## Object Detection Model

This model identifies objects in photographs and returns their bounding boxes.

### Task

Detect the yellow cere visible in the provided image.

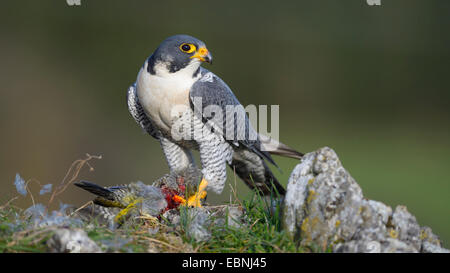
[197,47,208,57]
[190,47,209,62]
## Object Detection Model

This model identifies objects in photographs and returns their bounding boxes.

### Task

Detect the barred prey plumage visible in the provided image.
[74,167,204,225]
[74,180,167,217]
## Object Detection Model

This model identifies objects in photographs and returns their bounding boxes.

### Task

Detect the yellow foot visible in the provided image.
[187,178,208,207]
[173,178,208,208]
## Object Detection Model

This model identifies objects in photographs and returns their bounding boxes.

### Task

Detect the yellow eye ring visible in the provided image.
[179,43,196,54]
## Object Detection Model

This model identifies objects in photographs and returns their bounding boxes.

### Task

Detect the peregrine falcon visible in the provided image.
[127,35,302,205]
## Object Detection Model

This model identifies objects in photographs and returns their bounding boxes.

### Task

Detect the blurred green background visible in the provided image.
[0,0,449,247]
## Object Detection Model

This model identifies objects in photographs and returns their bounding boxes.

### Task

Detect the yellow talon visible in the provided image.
[185,178,208,208]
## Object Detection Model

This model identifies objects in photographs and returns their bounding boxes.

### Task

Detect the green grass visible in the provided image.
[181,192,305,253]
[0,207,50,253]
[0,190,310,253]
[196,198,299,253]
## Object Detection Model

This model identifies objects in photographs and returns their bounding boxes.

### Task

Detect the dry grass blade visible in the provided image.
[70,200,94,217]
[144,237,181,251]
[249,219,260,229]
[229,165,243,207]
[0,196,19,210]
[11,226,55,247]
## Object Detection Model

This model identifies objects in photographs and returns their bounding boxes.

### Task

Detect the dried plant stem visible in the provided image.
[24,178,43,208]
[70,200,94,217]
[228,165,243,208]
[47,153,101,207]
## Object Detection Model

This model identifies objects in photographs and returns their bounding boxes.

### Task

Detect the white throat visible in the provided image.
[136,60,202,133]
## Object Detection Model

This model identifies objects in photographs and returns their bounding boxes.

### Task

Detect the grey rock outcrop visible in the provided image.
[282,147,448,253]
[47,228,102,253]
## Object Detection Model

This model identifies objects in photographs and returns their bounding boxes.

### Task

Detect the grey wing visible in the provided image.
[189,68,277,166]
[127,83,160,139]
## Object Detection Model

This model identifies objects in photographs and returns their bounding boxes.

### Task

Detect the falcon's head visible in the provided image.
[147,34,212,76]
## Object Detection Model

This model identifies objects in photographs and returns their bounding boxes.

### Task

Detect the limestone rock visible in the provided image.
[186,208,212,242]
[47,228,102,253]
[282,147,448,253]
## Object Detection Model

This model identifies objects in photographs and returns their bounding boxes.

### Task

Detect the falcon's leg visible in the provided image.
[160,136,209,207]
[196,131,233,196]
[160,137,195,173]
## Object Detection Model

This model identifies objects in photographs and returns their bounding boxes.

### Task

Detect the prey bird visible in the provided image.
[127,35,302,206]
[74,167,204,224]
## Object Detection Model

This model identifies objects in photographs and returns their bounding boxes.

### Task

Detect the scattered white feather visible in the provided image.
[14,173,27,196]
[39,184,52,195]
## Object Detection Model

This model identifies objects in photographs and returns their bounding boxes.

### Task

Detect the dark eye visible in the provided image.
[179,43,196,53]
[182,44,191,51]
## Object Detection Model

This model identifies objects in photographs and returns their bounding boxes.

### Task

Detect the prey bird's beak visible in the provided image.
[191,47,213,64]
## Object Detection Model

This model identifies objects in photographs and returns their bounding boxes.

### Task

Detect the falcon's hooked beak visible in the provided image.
[191,47,213,64]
